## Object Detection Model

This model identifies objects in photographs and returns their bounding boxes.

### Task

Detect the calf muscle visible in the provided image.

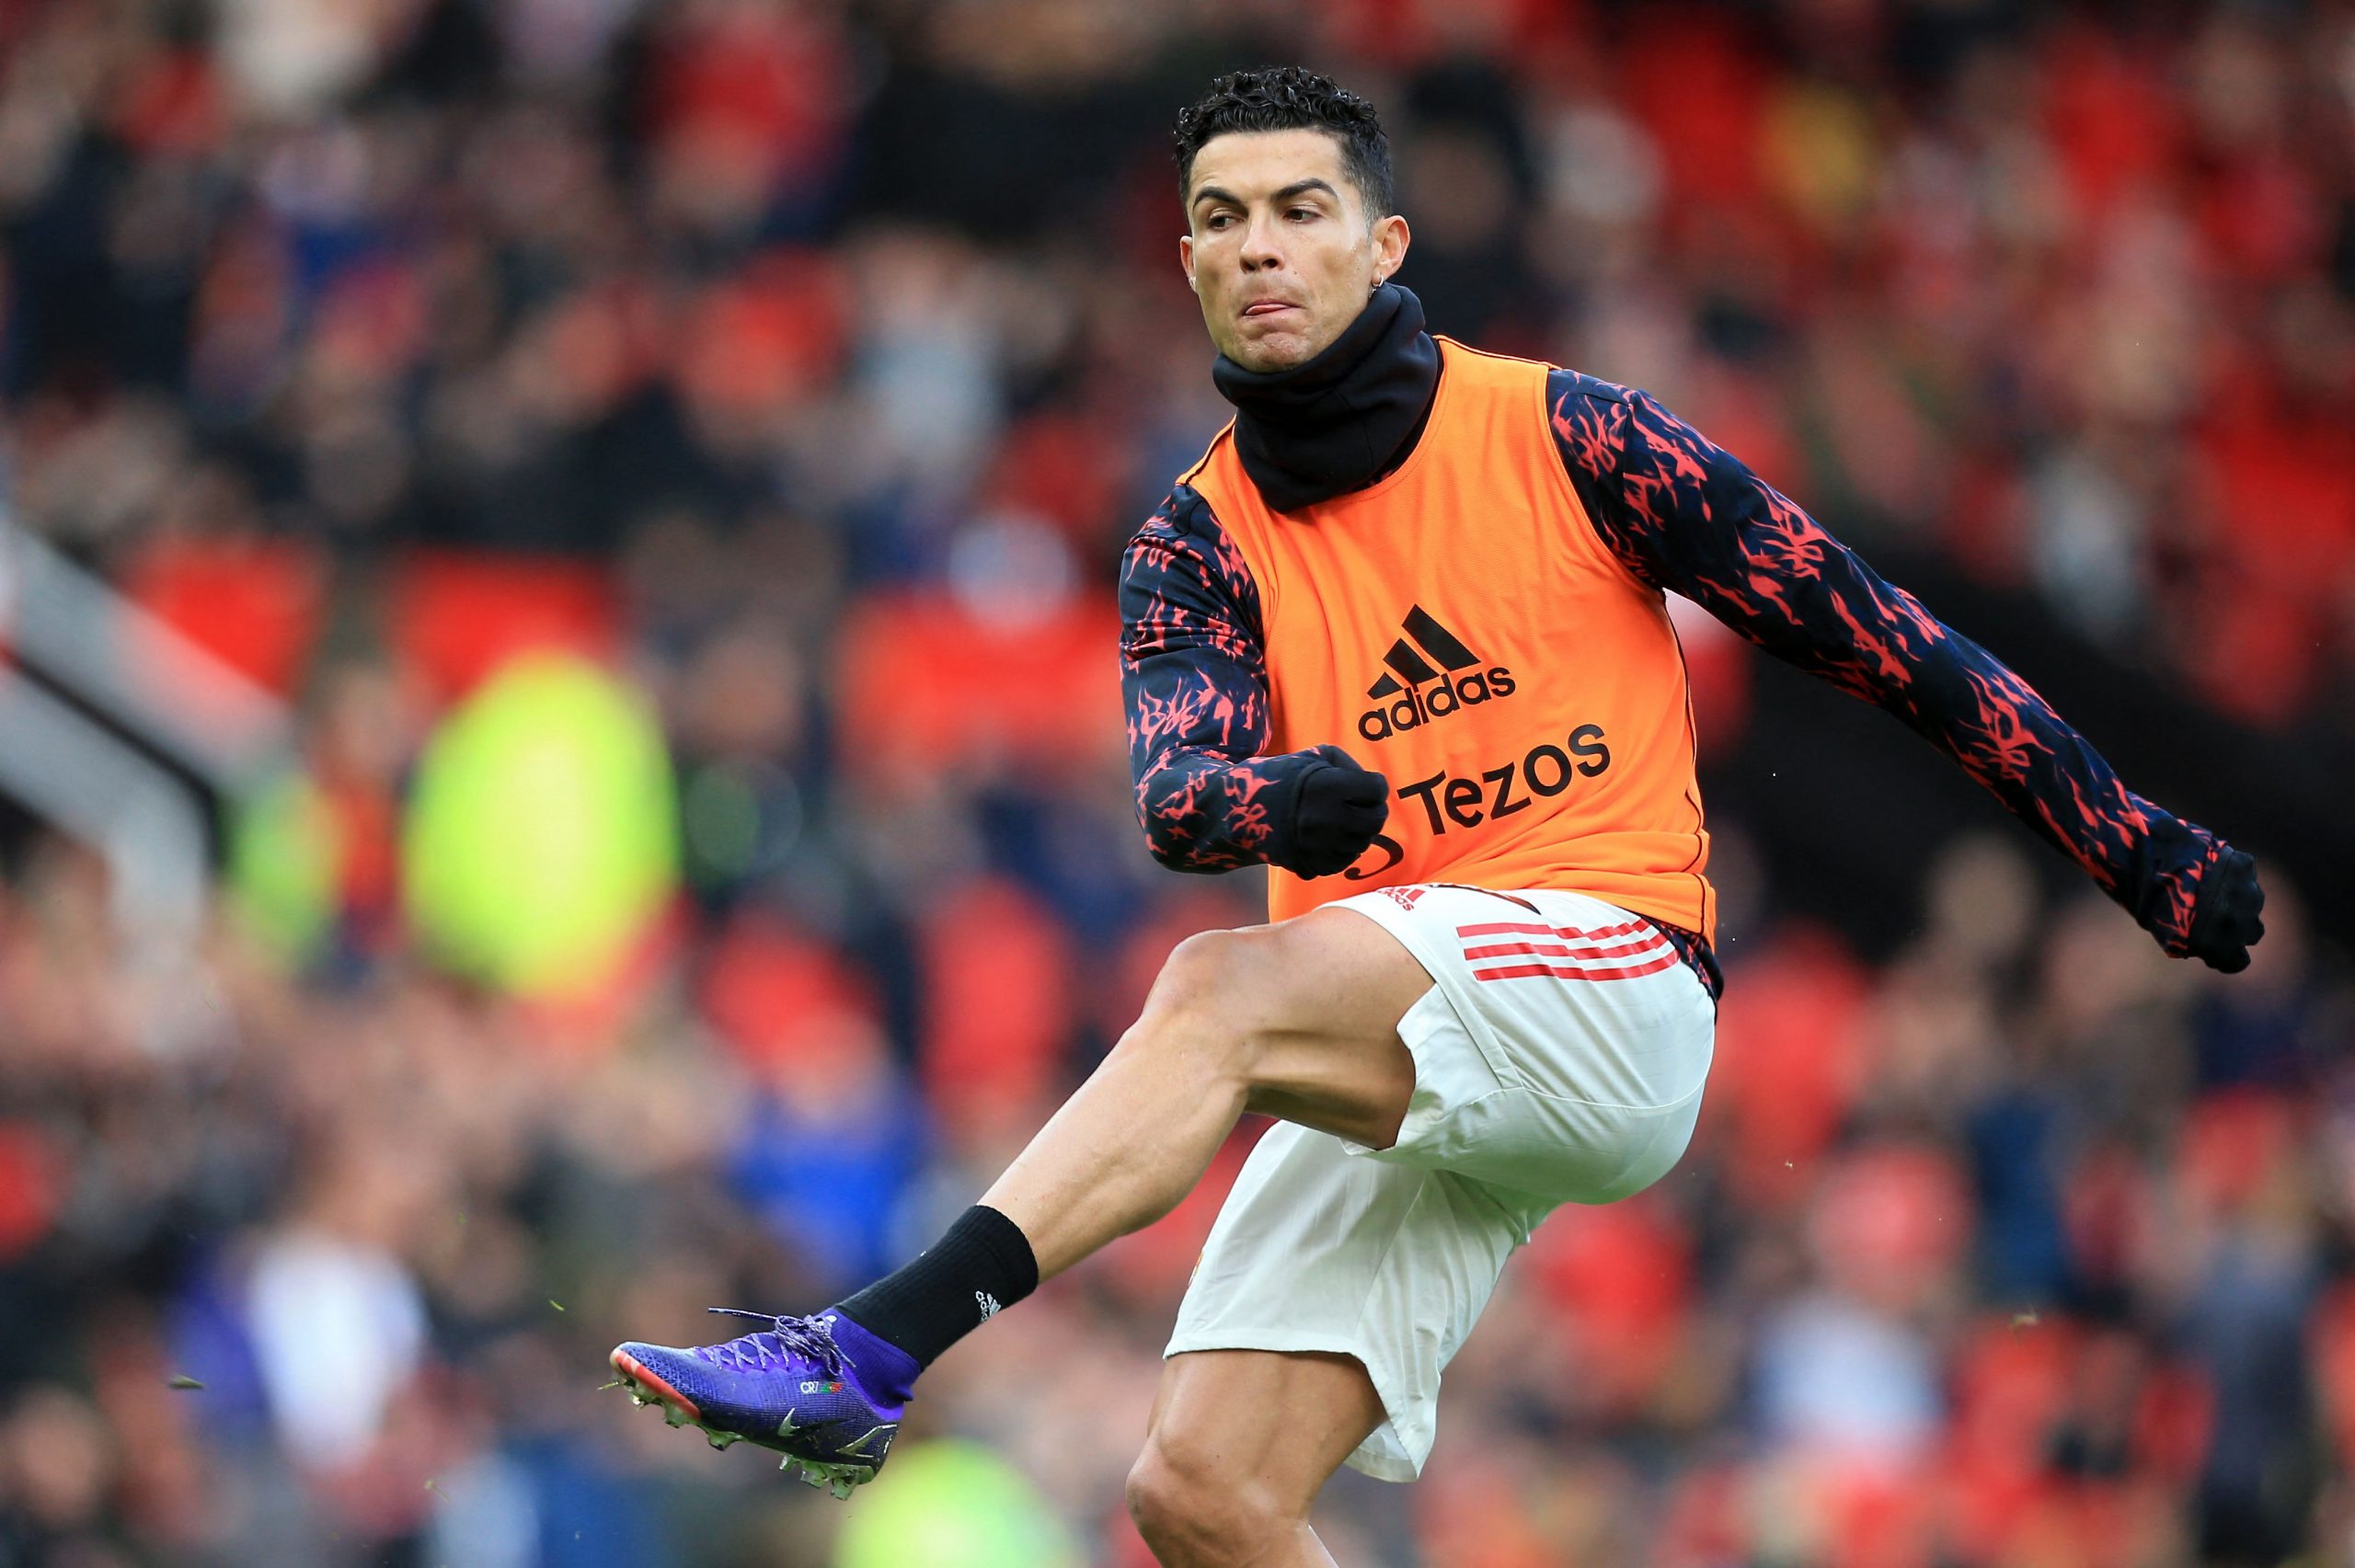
[1131,1349,1386,1567]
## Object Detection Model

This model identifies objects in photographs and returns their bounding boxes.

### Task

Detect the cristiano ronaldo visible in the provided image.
[609,67,2265,1567]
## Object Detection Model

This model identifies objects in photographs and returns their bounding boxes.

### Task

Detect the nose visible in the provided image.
[1238,210,1284,271]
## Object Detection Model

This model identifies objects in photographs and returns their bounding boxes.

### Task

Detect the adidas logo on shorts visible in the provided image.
[1359,606,1516,743]
[975,1290,1001,1320]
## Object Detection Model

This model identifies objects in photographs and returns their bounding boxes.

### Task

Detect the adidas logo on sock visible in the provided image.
[1359,605,1516,743]
[975,1290,1001,1320]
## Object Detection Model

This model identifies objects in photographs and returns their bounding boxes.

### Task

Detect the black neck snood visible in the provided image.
[1211,282,1442,513]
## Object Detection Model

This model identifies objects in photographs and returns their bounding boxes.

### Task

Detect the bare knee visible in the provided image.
[1126,1430,1297,1567]
[1151,928,1264,1018]
[1128,928,1271,1063]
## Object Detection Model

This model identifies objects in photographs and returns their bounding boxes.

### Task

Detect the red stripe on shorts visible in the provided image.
[1461,935,1668,962]
[1470,951,1683,983]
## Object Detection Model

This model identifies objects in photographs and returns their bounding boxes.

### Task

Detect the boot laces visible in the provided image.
[696,1309,847,1377]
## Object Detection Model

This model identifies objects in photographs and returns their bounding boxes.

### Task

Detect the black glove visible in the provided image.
[2185,847,2265,973]
[1271,744,1389,877]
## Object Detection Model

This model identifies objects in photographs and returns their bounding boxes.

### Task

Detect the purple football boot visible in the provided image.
[610,1309,911,1496]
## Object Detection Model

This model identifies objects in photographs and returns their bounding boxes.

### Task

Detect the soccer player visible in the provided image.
[610,67,2265,1562]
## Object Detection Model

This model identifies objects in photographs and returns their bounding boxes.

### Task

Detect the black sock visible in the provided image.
[834,1205,1039,1367]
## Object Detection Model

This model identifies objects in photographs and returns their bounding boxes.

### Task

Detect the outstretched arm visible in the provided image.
[1546,370,2263,969]
[1120,486,1386,876]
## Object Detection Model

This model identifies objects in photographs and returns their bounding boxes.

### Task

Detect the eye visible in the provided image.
[1287,207,1316,221]
[1205,213,1233,230]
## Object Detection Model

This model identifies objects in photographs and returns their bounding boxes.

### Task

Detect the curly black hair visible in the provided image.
[1172,67,1394,221]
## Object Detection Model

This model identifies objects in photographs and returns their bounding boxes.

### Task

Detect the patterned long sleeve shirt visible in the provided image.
[1119,371,2222,956]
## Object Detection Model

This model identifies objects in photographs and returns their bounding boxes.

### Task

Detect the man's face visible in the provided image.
[1181,128,1410,372]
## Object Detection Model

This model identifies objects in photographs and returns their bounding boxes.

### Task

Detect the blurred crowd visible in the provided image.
[2,0,2352,1564]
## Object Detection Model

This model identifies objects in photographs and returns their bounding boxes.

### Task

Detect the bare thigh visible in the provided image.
[1144,1347,1389,1514]
[982,904,1433,1283]
[1189,905,1433,1150]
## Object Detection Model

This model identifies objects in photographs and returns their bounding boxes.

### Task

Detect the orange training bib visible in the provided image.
[1182,339,1715,940]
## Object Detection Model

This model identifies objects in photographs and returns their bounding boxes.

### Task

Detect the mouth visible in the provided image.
[1241,300,1298,319]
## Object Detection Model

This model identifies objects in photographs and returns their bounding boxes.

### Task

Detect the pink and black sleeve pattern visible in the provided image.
[1120,486,1315,872]
[1545,369,2222,956]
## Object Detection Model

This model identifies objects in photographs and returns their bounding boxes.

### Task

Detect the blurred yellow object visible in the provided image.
[833,1439,1080,1568]
[402,653,677,999]
[227,769,342,967]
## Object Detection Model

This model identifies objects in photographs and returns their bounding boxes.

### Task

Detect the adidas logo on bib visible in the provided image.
[1359,605,1516,742]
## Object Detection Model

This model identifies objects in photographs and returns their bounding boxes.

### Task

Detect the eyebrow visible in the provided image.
[1190,177,1343,212]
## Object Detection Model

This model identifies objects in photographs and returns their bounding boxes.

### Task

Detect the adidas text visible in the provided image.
[1358,665,1517,742]
[1358,605,1516,742]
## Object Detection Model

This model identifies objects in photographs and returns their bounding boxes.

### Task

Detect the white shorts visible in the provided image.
[1164,885,1717,1482]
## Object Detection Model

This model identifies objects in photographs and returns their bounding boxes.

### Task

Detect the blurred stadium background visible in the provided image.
[1,0,2351,1563]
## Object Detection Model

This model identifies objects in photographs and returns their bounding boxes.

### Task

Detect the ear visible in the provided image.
[1370,213,1410,288]
[1178,232,1197,292]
